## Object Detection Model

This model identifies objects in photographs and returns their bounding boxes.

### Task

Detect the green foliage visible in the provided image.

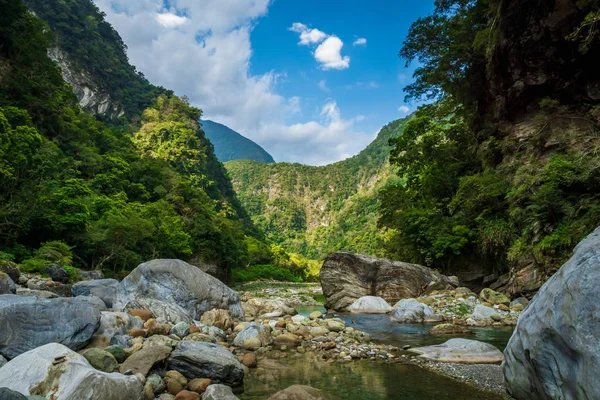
[567,10,600,54]
[231,264,302,283]
[226,118,408,260]
[0,1,256,278]
[20,257,51,274]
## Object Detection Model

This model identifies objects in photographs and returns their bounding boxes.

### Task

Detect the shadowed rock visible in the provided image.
[503,226,600,400]
[320,252,455,311]
[0,295,100,359]
[72,279,119,308]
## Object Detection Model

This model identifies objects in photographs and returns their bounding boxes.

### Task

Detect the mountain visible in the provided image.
[0,0,254,277]
[201,120,275,164]
[225,118,407,260]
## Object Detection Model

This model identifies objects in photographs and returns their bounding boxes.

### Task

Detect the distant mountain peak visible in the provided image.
[201,119,275,164]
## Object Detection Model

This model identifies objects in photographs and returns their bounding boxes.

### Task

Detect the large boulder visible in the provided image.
[347,296,392,314]
[479,288,510,305]
[0,343,144,399]
[0,260,19,283]
[120,345,172,375]
[0,272,15,294]
[202,384,239,400]
[0,295,100,359]
[320,252,455,311]
[233,322,272,350]
[268,385,329,400]
[242,298,296,319]
[390,299,443,323]
[72,279,119,308]
[46,264,70,283]
[503,227,600,400]
[409,338,504,364]
[88,311,143,348]
[167,341,245,387]
[114,259,243,323]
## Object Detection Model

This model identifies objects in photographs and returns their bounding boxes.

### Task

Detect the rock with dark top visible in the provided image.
[320,252,455,311]
[0,388,27,400]
[115,259,243,323]
[0,260,20,283]
[0,273,15,295]
[78,270,105,280]
[0,295,100,359]
[503,227,600,400]
[167,341,244,387]
[46,264,70,283]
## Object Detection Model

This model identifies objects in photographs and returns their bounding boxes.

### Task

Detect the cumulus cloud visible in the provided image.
[315,36,350,70]
[288,22,327,45]
[156,12,187,28]
[353,37,367,46]
[92,0,366,164]
[398,105,411,114]
[289,22,350,70]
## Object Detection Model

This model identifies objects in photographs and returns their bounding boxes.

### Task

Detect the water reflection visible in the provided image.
[241,353,505,400]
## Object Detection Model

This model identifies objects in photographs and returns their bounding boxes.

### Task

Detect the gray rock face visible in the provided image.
[202,384,239,400]
[89,311,143,348]
[167,341,245,386]
[0,343,144,399]
[503,227,600,400]
[72,279,119,308]
[115,259,243,323]
[26,278,71,297]
[0,295,100,359]
[0,273,15,295]
[409,338,504,364]
[78,270,105,280]
[347,296,392,314]
[321,252,455,311]
[242,298,296,319]
[15,288,58,299]
[470,305,499,323]
[390,299,443,323]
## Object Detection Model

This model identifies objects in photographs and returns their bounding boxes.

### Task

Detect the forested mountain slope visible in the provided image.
[226,118,407,260]
[379,0,600,295]
[0,0,254,277]
[201,120,275,164]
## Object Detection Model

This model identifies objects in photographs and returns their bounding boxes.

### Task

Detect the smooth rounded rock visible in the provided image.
[390,299,443,323]
[72,279,119,308]
[80,348,119,373]
[201,384,239,400]
[232,322,272,350]
[408,338,504,364]
[347,296,393,313]
[267,385,329,400]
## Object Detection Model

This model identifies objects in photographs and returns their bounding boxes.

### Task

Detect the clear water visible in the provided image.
[240,305,513,399]
[240,353,506,400]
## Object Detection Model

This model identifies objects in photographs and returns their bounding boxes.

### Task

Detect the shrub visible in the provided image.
[20,257,51,274]
[231,264,302,283]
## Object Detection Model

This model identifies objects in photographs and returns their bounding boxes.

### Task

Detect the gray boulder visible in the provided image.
[268,385,329,400]
[409,338,504,364]
[0,388,27,399]
[242,298,297,319]
[503,227,600,400]
[26,278,71,297]
[167,341,245,386]
[72,279,119,308]
[390,299,443,323]
[114,259,243,323]
[78,270,105,280]
[347,296,392,314]
[0,273,15,295]
[0,295,100,359]
[0,355,6,368]
[0,343,144,399]
[0,261,20,283]
[46,264,70,283]
[202,384,239,400]
[233,322,272,350]
[79,295,108,311]
[321,252,455,311]
[15,288,58,299]
[89,311,143,348]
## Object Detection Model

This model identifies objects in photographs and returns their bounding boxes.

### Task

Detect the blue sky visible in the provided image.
[93,0,434,165]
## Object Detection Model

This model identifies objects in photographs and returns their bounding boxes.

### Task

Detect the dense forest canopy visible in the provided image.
[379,0,600,292]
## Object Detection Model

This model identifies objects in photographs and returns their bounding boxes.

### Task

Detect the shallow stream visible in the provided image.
[240,305,513,399]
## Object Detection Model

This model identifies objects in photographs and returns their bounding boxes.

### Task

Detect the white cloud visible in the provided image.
[318,80,329,92]
[315,36,350,70]
[288,23,327,45]
[156,12,187,28]
[346,81,379,89]
[398,105,411,114]
[353,37,367,46]
[92,0,366,164]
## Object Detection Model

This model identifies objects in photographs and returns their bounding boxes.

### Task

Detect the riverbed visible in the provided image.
[241,305,513,399]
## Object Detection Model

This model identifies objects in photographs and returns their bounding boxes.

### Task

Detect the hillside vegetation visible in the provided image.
[201,120,275,164]
[226,118,407,260]
[379,0,600,294]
